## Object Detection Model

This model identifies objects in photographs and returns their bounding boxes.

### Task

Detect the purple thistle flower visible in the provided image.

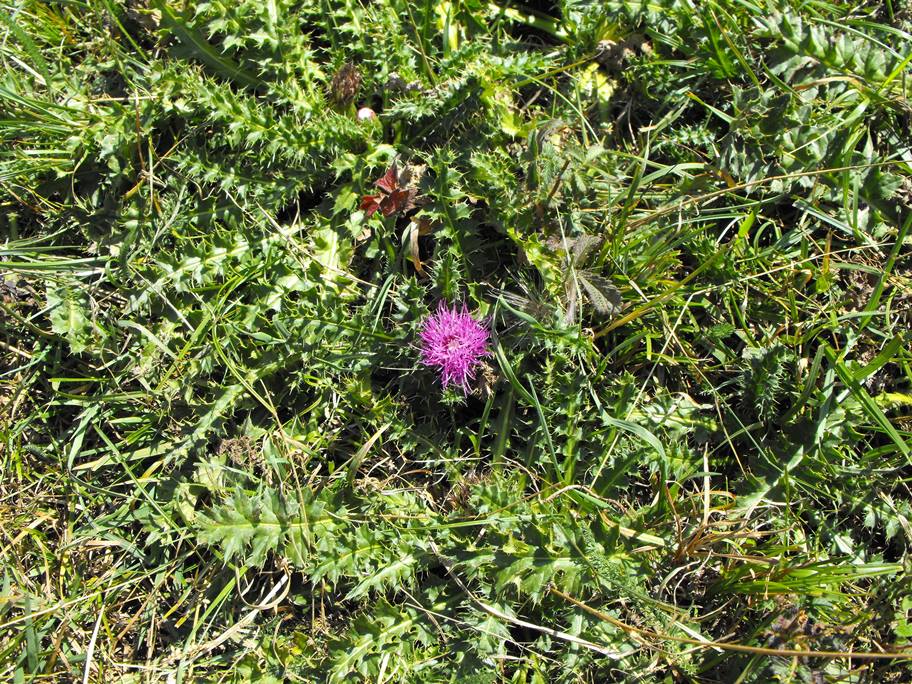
[420,302,491,394]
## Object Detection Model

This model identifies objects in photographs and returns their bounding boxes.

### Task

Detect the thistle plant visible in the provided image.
[2,0,911,682]
[419,302,491,394]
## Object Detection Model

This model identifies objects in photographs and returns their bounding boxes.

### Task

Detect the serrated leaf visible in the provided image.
[197,488,316,566]
[345,553,417,600]
[571,234,602,265]
[577,271,621,317]
[46,280,92,354]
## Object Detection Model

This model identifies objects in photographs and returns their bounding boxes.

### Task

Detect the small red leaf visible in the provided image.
[360,194,382,217]
[374,163,399,194]
[379,188,413,216]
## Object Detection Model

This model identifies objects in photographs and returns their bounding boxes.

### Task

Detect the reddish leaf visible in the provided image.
[360,194,382,217]
[374,163,399,194]
[361,163,419,219]
[377,188,408,216]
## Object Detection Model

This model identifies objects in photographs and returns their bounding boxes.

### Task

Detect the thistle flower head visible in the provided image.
[330,63,361,105]
[420,302,491,394]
